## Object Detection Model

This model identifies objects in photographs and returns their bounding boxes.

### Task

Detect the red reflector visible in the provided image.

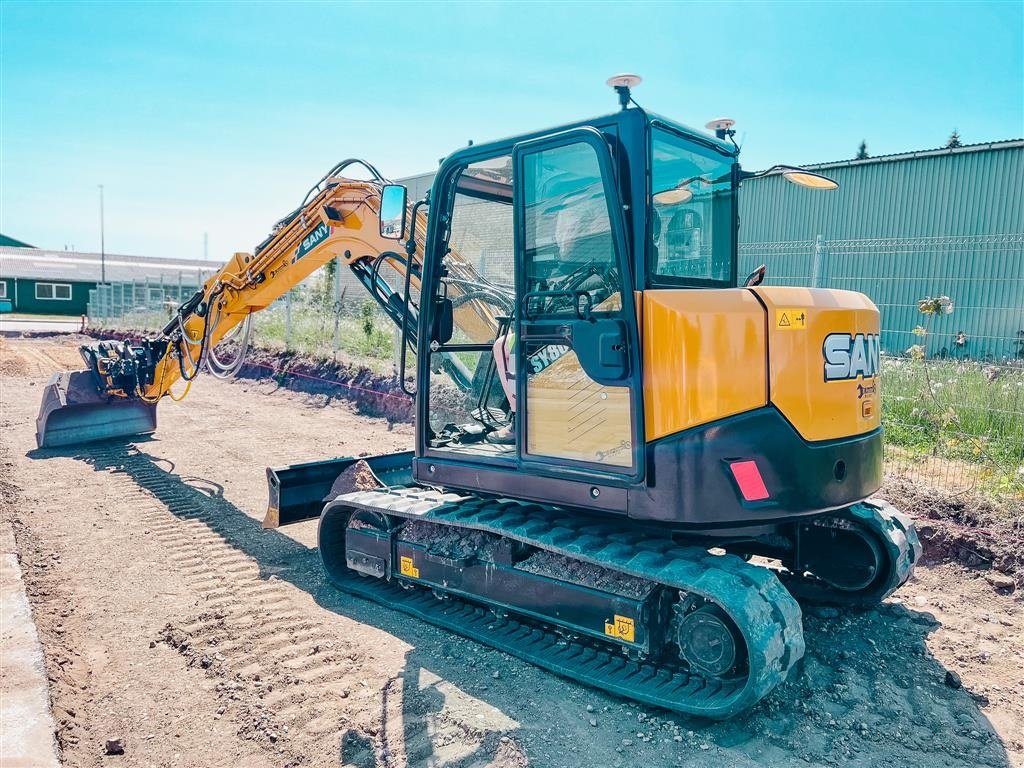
[729,460,770,501]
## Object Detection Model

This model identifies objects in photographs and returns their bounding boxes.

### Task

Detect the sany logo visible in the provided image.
[295,223,330,261]
[823,333,880,381]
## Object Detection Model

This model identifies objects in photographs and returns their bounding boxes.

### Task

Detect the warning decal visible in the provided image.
[776,309,808,330]
[604,614,636,643]
[399,555,420,579]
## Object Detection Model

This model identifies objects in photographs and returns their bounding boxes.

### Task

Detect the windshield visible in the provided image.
[650,126,736,285]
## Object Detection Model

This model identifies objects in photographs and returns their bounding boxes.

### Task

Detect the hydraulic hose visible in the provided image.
[206,311,253,379]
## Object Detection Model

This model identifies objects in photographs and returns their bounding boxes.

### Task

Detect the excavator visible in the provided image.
[35,76,920,719]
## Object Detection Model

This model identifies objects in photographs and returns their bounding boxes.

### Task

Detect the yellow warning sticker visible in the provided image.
[776,308,808,330]
[604,614,636,643]
[399,555,420,579]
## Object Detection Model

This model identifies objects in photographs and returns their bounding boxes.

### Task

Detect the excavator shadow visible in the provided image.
[28,440,1012,768]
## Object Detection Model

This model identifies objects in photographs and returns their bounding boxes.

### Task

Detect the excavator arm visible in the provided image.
[35,160,503,448]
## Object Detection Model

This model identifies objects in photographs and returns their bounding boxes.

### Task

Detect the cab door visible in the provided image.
[513,128,643,478]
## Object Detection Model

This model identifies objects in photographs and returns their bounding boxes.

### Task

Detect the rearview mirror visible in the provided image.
[781,169,839,190]
[379,184,407,239]
[738,165,839,190]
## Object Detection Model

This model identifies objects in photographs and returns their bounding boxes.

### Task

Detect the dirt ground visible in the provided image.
[1,335,1022,768]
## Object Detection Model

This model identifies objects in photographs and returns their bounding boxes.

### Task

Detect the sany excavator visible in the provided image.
[36,76,920,719]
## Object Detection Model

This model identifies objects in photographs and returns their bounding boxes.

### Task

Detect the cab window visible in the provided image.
[650,126,736,285]
[522,141,623,315]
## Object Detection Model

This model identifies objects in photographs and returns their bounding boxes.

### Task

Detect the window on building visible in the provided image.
[35,282,72,300]
[0,281,7,299]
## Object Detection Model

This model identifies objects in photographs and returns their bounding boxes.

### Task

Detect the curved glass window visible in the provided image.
[650,127,736,285]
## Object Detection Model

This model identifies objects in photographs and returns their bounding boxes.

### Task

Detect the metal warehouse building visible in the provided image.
[0,247,222,316]
[397,138,1023,360]
[737,139,1023,359]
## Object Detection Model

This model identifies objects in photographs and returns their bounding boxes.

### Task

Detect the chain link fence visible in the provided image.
[88,266,402,373]
[88,234,1023,499]
[741,232,1024,498]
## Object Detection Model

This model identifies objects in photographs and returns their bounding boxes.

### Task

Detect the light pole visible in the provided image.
[98,184,106,284]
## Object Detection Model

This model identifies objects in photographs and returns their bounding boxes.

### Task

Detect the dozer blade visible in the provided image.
[35,371,158,449]
[264,450,414,528]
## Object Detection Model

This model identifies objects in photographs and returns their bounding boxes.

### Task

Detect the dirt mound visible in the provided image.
[880,478,1023,589]
[0,337,28,376]
[86,329,415,423]
[237,347,413,422]
[329,459,384,496]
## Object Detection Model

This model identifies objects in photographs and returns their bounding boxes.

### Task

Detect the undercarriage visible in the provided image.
[312,485,920,719]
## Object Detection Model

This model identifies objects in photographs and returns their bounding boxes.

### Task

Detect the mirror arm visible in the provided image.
[405,193,429,259]
[398,193,429,398]
[738,165,791,183]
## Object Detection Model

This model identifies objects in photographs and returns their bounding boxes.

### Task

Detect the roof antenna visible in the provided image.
[706,117,740,151]
[606,73,642,111]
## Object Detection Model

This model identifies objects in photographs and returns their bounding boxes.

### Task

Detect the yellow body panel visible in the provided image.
[752,286,881,442]
[642,290,767,441]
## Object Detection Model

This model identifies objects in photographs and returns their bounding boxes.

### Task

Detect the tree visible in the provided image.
[855,140,869,160]
[946,130,962,149]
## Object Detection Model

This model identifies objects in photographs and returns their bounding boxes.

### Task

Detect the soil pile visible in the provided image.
[329,459,384,496]
[880,478,1023,589]
[87,329,415,423]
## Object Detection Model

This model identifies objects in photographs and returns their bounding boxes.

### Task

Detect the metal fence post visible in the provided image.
[333,259,342,353]
[392,324,402,375]
[285,290,293,351]
[811,234,825,288]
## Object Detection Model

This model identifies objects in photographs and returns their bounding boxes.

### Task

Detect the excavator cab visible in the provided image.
[410,107,732,505]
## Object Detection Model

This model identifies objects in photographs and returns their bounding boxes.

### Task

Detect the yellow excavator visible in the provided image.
[36,77,920,719]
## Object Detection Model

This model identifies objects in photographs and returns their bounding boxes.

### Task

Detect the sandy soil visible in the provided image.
[1,336,1021,768]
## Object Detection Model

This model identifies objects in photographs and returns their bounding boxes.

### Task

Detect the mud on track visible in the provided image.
[1,335,1022,768]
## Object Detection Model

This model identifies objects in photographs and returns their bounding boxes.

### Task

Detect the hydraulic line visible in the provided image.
[206,310,253,379]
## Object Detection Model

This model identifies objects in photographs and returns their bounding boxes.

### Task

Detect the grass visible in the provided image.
[97,298,401,374]
[881,356,1024,498]
[252,299,398,371]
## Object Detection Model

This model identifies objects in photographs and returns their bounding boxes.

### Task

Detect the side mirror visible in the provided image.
[431,297,454,345]
[379,184,408,239]
[738,165,839,190]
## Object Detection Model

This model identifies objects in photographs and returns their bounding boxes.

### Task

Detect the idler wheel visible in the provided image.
[673,603,743,678]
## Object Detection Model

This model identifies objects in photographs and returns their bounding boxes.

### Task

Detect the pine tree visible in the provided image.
[855,141,869,160]
[946,130,962,149]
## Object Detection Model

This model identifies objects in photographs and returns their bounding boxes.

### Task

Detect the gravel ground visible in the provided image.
[1,335,1021,768]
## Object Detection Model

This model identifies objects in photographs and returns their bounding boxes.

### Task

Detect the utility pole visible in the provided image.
[98,184,106,284]
[203,231,208,260]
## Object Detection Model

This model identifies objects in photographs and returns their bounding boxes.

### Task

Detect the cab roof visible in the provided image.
[442,106,738,169]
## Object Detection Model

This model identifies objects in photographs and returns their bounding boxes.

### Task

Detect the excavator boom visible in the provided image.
[36,160,495,448]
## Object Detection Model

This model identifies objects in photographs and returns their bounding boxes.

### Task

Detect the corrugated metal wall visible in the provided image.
[738,143,1024,359]
[738,143,1024,241]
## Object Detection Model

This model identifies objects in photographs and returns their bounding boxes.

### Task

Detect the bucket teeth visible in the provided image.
[35,371,157,448]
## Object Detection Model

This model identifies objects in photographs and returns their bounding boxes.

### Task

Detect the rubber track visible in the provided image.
[780,499,923,606]
[326,490,805,719]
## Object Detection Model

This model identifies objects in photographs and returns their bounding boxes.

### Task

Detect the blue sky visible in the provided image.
[2,1,1021,261]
